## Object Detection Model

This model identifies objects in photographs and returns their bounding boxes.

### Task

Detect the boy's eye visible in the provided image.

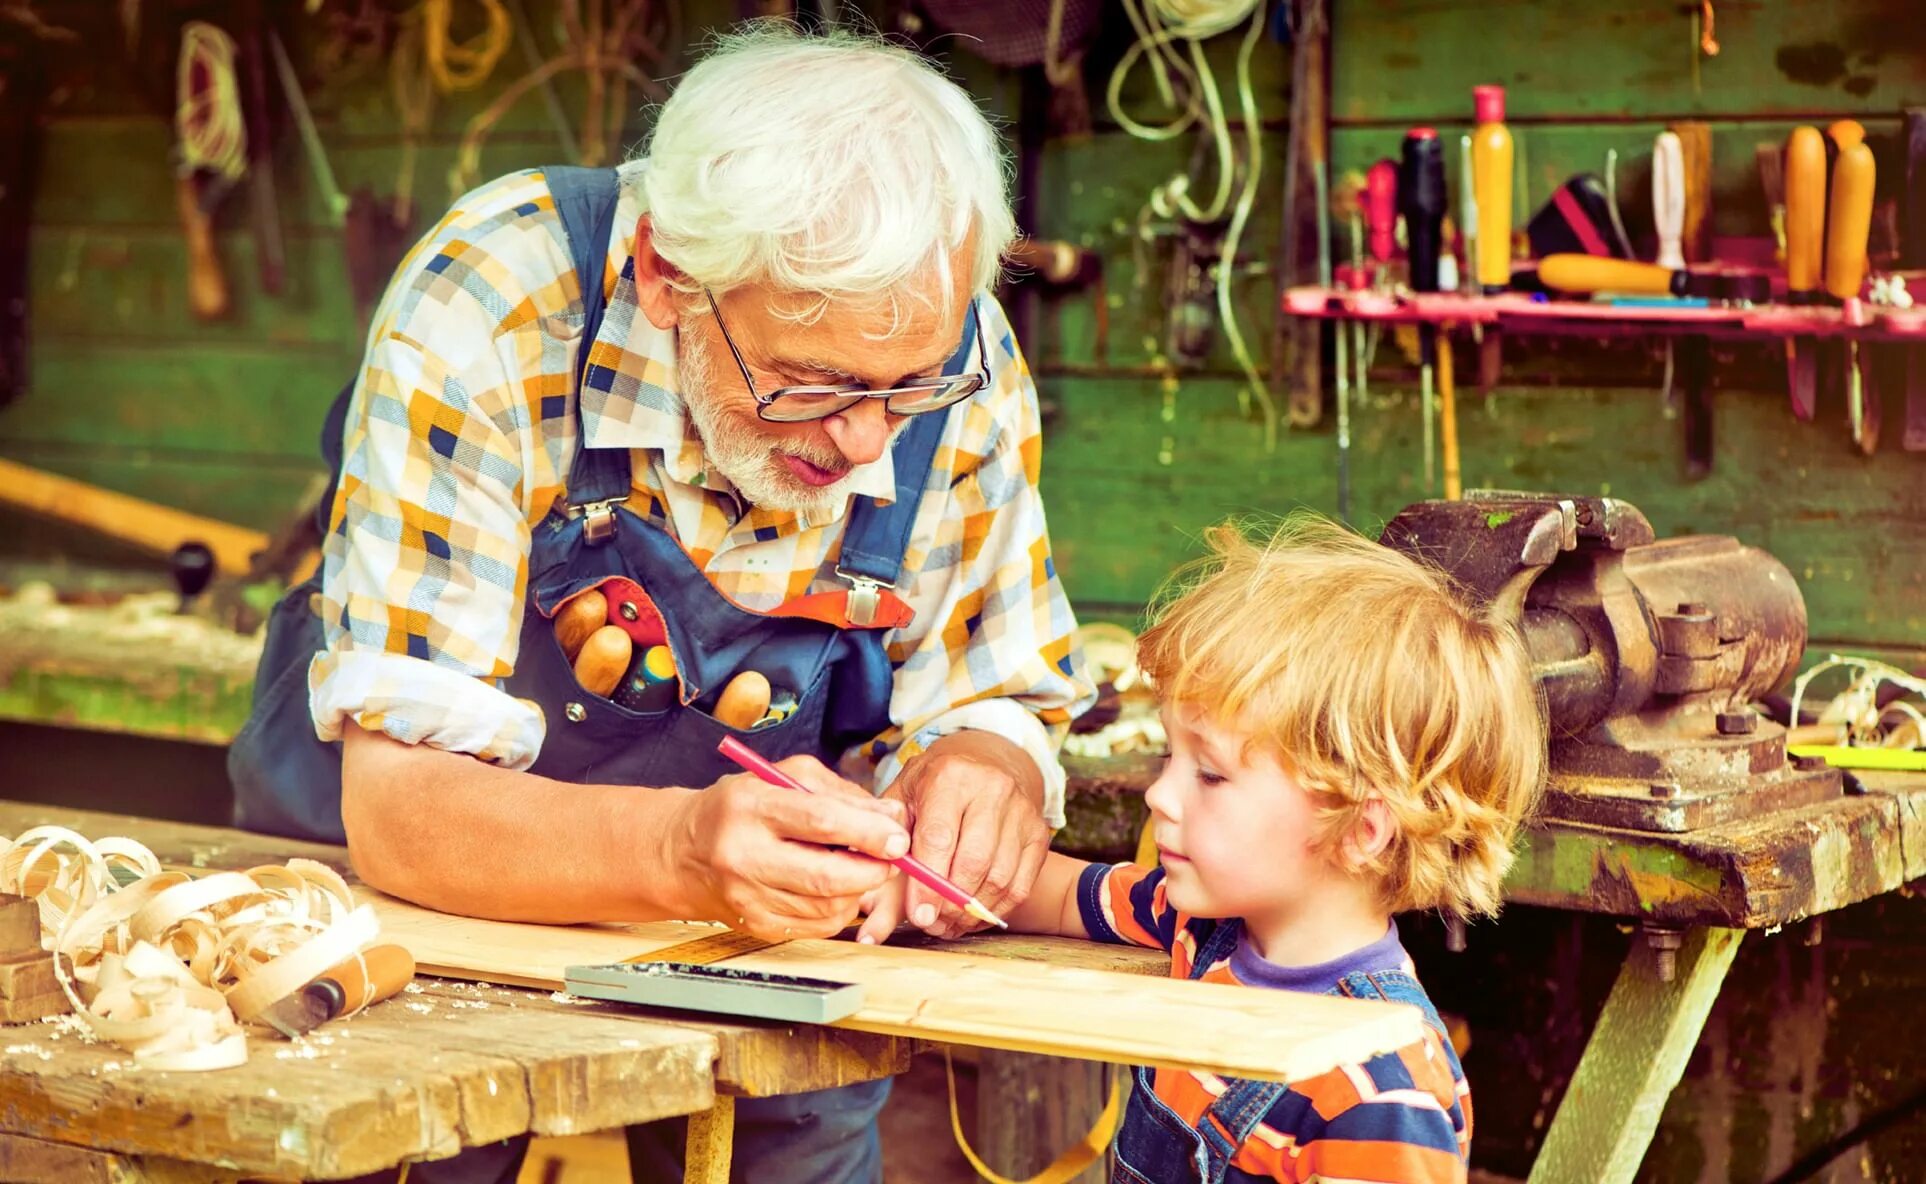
[1196,768,1227,787]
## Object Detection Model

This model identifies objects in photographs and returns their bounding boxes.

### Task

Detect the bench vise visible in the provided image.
[1381,492,1842,832]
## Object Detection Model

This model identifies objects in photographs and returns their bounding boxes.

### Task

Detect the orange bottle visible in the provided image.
[1471,85,1514,292]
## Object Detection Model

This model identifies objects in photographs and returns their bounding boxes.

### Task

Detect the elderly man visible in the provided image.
[229,21,1093,1184]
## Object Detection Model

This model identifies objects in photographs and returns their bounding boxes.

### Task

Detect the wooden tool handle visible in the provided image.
[1653,132,1685,271]
[1671,121,1713,264]
[1784,127,1826,296]
[174,173,229,321]
[1539,254,1677,296]
[713,670,772,731]
[321,944,416,1012]
[1825,142,1876,302]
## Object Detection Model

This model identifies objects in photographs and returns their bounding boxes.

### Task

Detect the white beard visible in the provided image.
[678,328,855,521]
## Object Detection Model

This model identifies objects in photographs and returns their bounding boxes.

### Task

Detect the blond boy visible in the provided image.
[1006,515,1546,1183]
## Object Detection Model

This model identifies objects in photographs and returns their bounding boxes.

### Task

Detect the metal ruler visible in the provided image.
[622,927,778,967]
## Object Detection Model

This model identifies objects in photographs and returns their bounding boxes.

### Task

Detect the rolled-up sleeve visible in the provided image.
[308,253,548,767]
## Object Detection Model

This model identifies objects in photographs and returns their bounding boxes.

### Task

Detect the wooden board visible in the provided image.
[363,890,1426,1086]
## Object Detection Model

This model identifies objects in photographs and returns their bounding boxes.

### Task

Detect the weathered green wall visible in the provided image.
[7,2,1926,1180]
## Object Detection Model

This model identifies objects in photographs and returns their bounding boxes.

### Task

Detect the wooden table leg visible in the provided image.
[682,1097,735,1184]
[1527,927,1743,1184]
[975,1049,1111,1184]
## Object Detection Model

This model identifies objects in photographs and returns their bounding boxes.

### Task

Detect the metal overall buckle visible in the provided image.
[834,567,892,627]
[577,497,627,544]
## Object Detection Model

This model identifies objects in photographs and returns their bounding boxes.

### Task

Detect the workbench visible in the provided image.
[8,594,1926,1182]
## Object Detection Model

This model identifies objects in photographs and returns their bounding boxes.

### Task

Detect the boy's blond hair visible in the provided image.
[1137,514,1546,920]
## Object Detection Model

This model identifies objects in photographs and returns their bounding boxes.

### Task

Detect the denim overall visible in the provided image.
[1109,920,1457,1184]
[232,167,971,1184]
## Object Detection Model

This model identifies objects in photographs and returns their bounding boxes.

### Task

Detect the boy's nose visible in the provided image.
[822,399,893,467]
[1143,767,1181,826]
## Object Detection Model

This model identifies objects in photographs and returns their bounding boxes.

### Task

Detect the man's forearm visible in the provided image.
[341,724,705,924]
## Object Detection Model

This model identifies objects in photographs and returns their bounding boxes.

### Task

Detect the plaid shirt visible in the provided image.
[310,165,1095,822]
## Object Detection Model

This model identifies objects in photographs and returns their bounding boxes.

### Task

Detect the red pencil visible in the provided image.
[716,736,1008,929]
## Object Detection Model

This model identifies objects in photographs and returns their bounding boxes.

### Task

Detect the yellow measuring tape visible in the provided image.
[633,927,1125,1180]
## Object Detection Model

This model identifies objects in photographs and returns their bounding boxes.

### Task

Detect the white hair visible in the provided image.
[628,21,1015,328]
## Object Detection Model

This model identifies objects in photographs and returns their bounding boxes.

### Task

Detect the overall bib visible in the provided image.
[1109,921,1457,1184]
[232,167,969,1184]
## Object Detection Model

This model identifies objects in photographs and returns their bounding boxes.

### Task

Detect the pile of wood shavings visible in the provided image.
[0,826,381,1071]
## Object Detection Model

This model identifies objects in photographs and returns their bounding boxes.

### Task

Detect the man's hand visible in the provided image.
[857,730,1049,942]
[672,756,909,942]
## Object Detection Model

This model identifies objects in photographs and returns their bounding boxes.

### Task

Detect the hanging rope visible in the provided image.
[424,0,511,92]
[175,21,247,181]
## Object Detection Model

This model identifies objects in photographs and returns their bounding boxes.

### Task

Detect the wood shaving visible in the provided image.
[0,828,382,1071]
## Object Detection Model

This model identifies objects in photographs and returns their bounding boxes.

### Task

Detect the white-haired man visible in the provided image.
[229,22,1094,1184]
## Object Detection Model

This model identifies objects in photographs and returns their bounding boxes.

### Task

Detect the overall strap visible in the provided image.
[835,297,980,618]
[545,165,631,513]
[1186,917,1245,981]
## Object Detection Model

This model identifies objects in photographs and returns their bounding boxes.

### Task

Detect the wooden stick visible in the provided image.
[0,458,267,578]
[1439,333,1462,500]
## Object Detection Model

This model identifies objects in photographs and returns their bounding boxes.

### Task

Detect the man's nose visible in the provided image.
[822,398,894,467]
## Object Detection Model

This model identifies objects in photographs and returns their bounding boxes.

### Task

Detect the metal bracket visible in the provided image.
[578,498,625,544]
[836,569,890,627]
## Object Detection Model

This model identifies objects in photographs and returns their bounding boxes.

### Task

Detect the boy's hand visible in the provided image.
[878,731,1050,940]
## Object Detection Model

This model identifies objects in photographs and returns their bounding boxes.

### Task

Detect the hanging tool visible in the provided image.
[1437,333,1460,500]
[1360,156,1398,416]
[1784,127,1826,420]
[1670,122,1714,265]
[267,30,349,228]
[1603,148,1635,259]
[1400,129,1445,490]
[258,945,417,1039]
[1334,208,1364,523]
[1653,132,1685,413]
[1458,135,1478,291]
[174,22,247,321]
[1470,86,1512,292]
[1525,175,1627,259]
[233,0,285,296]
[1827,139,1877,453]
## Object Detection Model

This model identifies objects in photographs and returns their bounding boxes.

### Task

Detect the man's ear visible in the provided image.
[1341,797,1396,870]
[630,214,682,331]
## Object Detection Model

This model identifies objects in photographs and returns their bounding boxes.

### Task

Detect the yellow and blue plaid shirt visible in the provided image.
[309,165,1095,821]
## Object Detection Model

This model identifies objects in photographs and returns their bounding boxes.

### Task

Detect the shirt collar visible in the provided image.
[575,185,900,513]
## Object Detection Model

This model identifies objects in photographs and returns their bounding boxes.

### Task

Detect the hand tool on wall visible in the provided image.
[0,457,267,577]
[1784,127,1826,420]
[1525,175,1628,259]
[259,945,416,1039]
[1470,85,1512,292]
[1400,128,1445,489]
[1359,156,1398,399]
[174,22,248,321]
[1652,132,1685,411]
[1670,121,1714,265]
[1603,148,1635,260]
[235,1,285,295]
[1457,135,1477,291]
[1827,139,1877,453]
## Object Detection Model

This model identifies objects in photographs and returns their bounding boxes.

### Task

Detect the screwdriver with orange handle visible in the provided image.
[1782,127,1827,421]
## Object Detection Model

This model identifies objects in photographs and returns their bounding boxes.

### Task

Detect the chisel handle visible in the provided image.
[1400,130,1446,293]
[1784,127,1826,298]
[1825,142,1876,302]
[1539,254,1681,296]
[318,944,416,1013]
[175,173,229,321]
[1653,132,1685,271]
[1365,159,1399,264]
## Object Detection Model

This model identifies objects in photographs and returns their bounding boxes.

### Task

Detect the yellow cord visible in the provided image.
[175,22,247,181]
[944,1048,1123,1184]
[424,0,511,93]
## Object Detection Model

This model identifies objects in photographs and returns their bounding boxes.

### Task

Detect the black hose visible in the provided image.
[1759,1082,1926,1184]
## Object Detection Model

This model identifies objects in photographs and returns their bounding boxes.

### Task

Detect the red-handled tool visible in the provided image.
[717,737,1006,929]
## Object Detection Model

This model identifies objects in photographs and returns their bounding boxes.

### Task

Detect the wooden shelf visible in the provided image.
[1282,285,1926,344]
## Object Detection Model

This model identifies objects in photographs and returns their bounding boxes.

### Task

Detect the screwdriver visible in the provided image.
[1827,137,1877,452]
[1653,132,1686,416]
[1400,129,1446,492]
[1783,127,1826,421]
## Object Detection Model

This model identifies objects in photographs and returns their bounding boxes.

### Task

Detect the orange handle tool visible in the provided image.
[320,944,417,1013]
[1538,254,1680,297]
[175,172,230,321]
[1825,142,1876,302]
[1783,128,1826,299]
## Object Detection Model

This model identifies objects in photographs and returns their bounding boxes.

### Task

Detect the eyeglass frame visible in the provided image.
[702,289,991,423]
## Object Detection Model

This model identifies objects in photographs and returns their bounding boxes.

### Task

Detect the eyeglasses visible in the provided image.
[704,290,990,424]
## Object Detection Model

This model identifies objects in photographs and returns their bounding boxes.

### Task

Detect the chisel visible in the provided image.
[1400,129,1446,491]
[1904,109,1926,452]
[1827,139,1876,453]
[1653,132,1685,413]
[1783,127,1826,421]
[258,944,416,1039]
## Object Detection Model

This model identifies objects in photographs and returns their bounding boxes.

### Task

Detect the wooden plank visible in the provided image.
[0,460,269,579]
[0,447,324,539]
[1332,0,1926,123]
[682,1097,734,1184]
[364,892,1426,1085]
[0,1133,237,1184]
[1526,928,1745,1184]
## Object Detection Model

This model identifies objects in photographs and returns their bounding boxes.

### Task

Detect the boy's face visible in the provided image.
[1143,704,1339,926]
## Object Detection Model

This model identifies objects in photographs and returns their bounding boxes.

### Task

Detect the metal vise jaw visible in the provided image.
[1380,492,1841,832]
